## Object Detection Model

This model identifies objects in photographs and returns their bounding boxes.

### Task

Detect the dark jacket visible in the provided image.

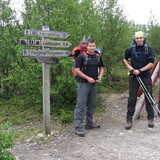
[124,44,155,76]
[75,52,104,82]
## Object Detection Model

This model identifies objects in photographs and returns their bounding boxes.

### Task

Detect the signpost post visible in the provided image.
[42,26,51,135]
[20,26,71,135]
[158,58,160,111]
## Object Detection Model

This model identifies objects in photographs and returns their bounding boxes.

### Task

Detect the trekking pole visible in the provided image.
[136,76,160,114]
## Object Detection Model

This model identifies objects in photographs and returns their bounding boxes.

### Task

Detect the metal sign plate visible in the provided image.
[23,49,70,57]
[20,39,72,48]
[42,40,72,48]
[24,29,70,39]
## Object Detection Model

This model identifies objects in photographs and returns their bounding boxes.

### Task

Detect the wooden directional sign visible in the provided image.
[42,40,72,48]
[20,39,72,48]
[24,29,70,39]
[23,49,70,57]
[34,56,59,64]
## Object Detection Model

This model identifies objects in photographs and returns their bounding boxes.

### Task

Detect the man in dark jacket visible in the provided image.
[74,39,104,137]
[123,31,155,130]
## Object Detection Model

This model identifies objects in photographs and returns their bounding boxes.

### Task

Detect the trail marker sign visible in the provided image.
[24,29,70,39]
[23,49,70,57]
[20,26,72,135]
[20,39,72,48]
[42,39,72,48]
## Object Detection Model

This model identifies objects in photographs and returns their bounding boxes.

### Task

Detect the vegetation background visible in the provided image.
[0,0,160,158]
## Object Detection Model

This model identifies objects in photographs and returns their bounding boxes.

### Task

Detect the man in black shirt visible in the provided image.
[74,39,104,137]
[123,31,155,130]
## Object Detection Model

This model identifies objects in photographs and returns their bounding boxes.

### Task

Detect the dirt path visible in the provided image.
[12,92,160,160]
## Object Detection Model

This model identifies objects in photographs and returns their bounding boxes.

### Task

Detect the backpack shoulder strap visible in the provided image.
[94,52,100,56]
[82,52,100,68]
[82,52,88,66]
[131,44,148,55]
[131,44,136,54]
[144,44,148,54]
[94,52,100,63]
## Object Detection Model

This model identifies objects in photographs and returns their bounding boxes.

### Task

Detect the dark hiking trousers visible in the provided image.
[126,75,154,122]
[74,82,97,131]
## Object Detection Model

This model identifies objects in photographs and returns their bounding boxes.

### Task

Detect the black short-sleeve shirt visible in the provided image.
[75,52,104,81]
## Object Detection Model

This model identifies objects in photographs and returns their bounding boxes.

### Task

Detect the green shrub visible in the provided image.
[59,110,74,123]
[50,57,77,113]
[0,124,15,160]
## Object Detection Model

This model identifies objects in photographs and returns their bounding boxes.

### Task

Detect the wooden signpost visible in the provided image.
[20,26,72,135]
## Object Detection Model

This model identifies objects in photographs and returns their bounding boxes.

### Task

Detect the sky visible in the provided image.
[10,0,160,25]
[118,0,160,24]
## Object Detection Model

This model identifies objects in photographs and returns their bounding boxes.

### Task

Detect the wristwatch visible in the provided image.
[139,68,144,72]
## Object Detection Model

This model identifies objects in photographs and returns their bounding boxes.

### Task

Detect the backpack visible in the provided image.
[69,38,101,77]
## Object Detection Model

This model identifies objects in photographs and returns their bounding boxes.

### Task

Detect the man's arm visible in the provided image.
[123,59,134,72]
[97,67,104,82]
[134,63,154,75]
[139,63,154,72]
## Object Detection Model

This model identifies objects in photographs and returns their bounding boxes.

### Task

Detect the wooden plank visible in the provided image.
[22,49,70,57]
[20,39,72,48]
[24,29,70,39]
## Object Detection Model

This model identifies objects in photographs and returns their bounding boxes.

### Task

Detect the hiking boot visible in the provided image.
[75,129,85,137]
[85,123,100,130]
[125,122,132,130]
[148,120,154,128]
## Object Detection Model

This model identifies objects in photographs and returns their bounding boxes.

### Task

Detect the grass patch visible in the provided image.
[59,110,74,123]
[0,102,42,126]
[0,97,73,142]
[14,123,43,142]
[0,97,44,142]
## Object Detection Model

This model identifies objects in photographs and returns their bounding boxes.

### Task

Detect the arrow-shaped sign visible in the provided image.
[20,39,72,48]
[42,40,72,48]
[23,49,70,57]
[24,29,70,39]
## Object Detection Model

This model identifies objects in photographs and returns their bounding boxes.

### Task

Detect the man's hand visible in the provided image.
[87,77,96,83]
[132,69,141,75]
[95,76,102,82]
